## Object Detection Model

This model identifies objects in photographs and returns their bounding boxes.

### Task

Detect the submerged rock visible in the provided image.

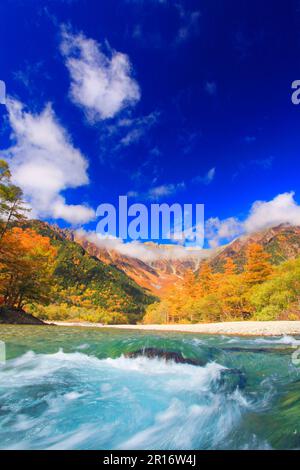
[223,346,293,355]
[213,368,247,393]
[125,347,206,366]
[125,348,247,393]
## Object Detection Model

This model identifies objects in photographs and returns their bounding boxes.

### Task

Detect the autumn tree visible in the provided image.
[164,283,187,323]
[223,257,238,276]
[249,257,300,320]
[197,262,214,296]
[143,302,168,324]
[0,228,57,308]
[0,159,28,244]
[243,243,273,286]
[141,242,300,325]
[217,275,251,320]
[191,294,222,322]
[182,269,197,297]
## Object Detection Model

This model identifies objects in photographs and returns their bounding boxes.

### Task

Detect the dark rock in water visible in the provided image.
[125,348,206,366]
[223,346,293,355]
[125,348,247,392]
[212,368,247,394]
[0,306,45,325]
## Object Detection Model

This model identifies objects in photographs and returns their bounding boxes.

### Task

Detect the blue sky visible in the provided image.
[1,0,300,254]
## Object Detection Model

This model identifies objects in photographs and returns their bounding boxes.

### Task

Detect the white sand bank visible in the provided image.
[46,320,300,336]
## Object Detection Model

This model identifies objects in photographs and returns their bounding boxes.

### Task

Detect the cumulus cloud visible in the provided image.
[244,192,300,232]
[2,97,95,224]
[206,192,300,248]
[60,27,140,121]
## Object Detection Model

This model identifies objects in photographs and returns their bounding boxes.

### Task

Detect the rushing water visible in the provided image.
[0,325,300,450]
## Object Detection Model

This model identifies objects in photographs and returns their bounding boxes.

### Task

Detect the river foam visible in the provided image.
[0,349,254,450]
[1,323,300,450]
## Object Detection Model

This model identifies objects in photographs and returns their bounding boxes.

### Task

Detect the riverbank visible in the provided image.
[44,320,300,336]
[0,306,45,325]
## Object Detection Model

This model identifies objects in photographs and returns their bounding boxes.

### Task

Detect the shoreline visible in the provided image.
[44,320,300,337]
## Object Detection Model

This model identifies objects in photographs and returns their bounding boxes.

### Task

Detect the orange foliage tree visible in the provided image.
[243,243,273,286]
[0,227,57,308]
[196,262,214,296]
[223,257,238,276]
[143,244,275,324]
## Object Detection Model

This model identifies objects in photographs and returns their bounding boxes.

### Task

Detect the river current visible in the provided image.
[0,325,299,450]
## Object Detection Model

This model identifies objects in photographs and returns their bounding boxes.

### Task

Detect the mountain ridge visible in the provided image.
[17,220,157,323]
[73,224,300,290]
[18,220,300,299]
[211,224,300,272]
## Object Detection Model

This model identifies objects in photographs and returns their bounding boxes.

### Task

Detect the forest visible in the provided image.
[0,159,155,324]
[1,157,300,325]
[143,246,300,324]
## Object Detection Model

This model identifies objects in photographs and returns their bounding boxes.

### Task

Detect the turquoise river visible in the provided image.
[0,325,300,450]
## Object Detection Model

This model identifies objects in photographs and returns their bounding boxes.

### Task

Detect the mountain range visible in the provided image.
[20,220,156,323]
[210,224,300,272]
[20,221,300,312]
[50,222,300,295]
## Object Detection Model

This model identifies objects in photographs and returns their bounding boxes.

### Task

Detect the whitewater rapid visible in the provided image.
[0,349,255,450]
[0,326,299,450]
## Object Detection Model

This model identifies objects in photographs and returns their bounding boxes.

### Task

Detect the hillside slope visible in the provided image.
[73,234,206,295]
[64,225,300,292]
[18,221,300,317]
[20,220,156,323]
[210,224,300,272]
[73,232,164,294]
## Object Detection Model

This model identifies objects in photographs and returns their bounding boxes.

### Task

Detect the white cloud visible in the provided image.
[206,167,216,183]
[206,192,300,248]
[76,229,206,262]
[205,217,244,249]
[192,167,216,185]
[148,182,185,200]
[98,111,160,158]
[2,97,95,225]
[118,111,159,146]
[128,182,185,201]
[60,27,140,121]
[244,192,300,233]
